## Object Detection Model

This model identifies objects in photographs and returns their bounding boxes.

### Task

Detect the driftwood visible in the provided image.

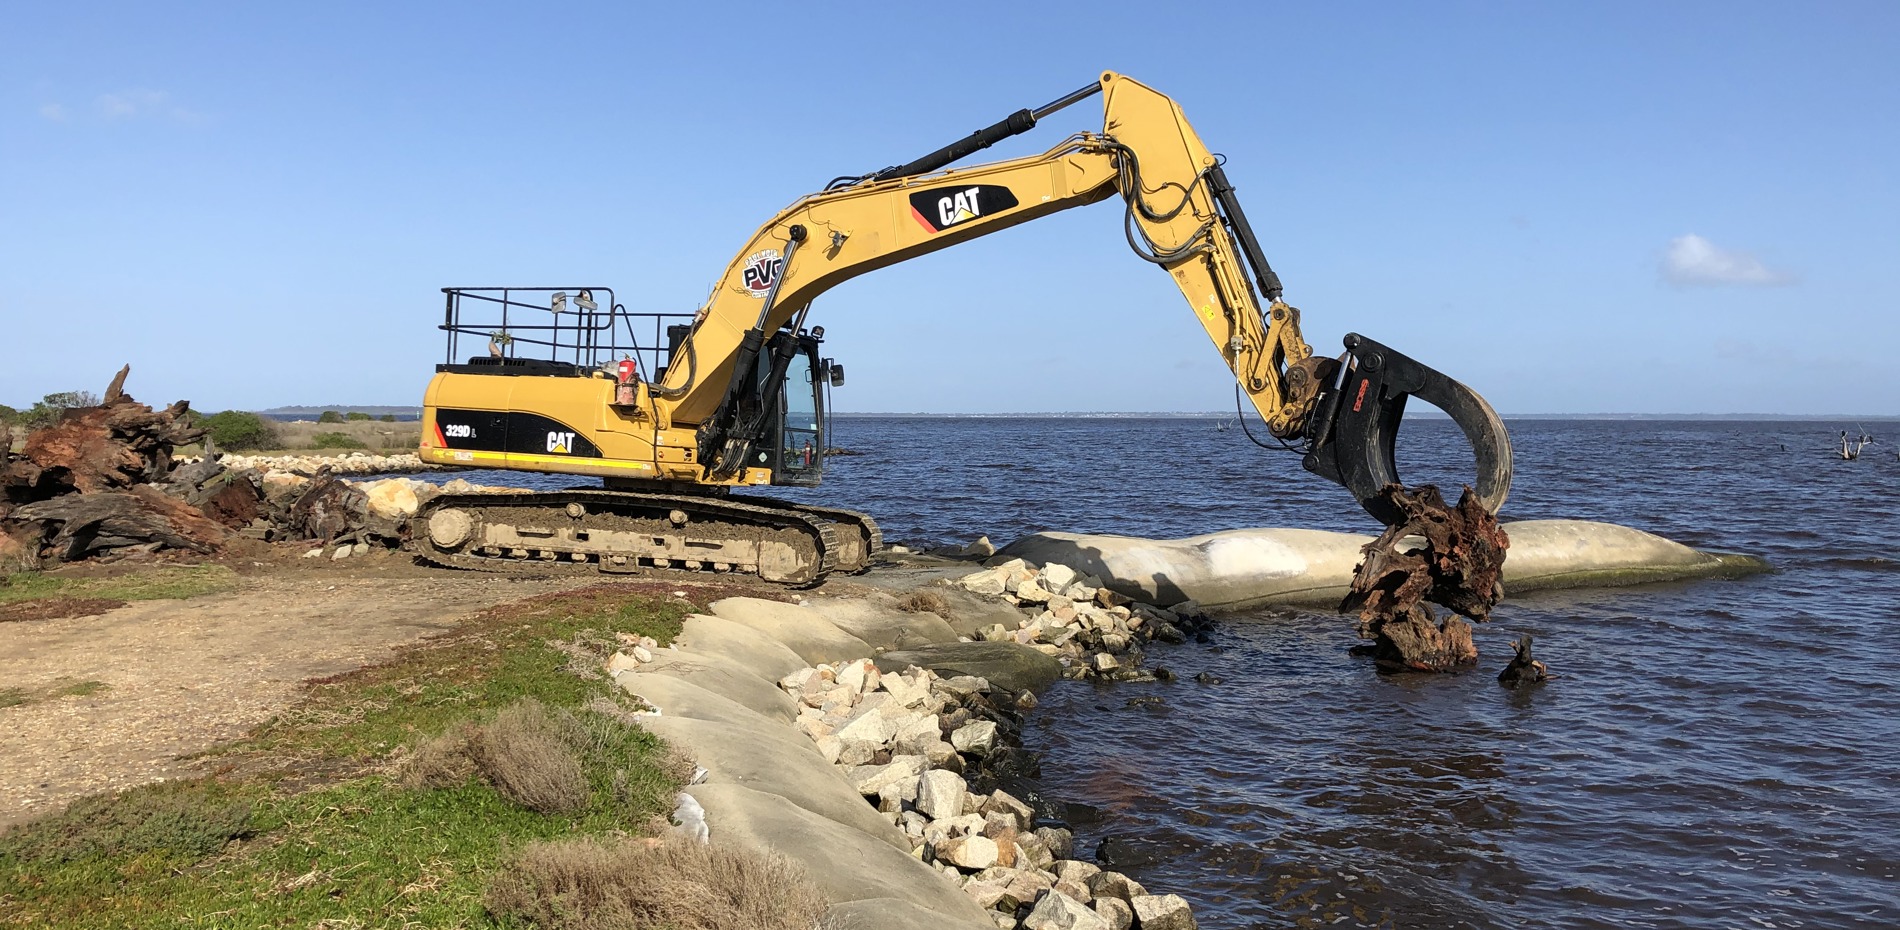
[7,365,204,500]
[1341,484,1510,672]
[1497,636,1550,686]
[284,472,369,543]
[0,366,266,564]
[8,486,230,561]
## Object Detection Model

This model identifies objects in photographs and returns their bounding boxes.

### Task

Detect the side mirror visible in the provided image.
[829,363,845,387]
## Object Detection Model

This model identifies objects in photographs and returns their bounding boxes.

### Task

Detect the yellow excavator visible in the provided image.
[412,71,1513,585]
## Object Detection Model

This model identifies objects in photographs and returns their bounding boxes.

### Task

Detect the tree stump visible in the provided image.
[1340,484,1510,672]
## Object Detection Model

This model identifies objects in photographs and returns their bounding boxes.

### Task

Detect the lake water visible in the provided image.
[416,416,1900,929]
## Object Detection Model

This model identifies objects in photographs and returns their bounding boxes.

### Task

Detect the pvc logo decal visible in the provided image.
[908,185,1019,233]
[742,248,783,296]
[546,431,577,454]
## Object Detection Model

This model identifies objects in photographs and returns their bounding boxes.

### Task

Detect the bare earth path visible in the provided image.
[0,551,586,828]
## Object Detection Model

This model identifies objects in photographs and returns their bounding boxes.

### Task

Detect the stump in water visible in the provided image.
[1497,635,1549,686]
[1341,484,1510,672]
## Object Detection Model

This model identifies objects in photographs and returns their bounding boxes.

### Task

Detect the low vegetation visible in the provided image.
[0,564,239,608]
[197,410,281,451]
[485,835,828,930]
[0,586,697,928]
[309,430,368,449]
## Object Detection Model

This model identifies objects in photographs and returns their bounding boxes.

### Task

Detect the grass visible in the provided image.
[0,585,693,929]
[0,564,239,608]
[0,680,109,710]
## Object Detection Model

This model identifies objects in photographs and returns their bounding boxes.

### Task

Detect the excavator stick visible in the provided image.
[1300,333,1513,526]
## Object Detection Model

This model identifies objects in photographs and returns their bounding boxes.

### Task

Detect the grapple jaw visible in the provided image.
[1301,333,1513,526]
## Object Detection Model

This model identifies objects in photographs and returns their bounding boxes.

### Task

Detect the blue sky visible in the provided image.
[2,1,1894,415]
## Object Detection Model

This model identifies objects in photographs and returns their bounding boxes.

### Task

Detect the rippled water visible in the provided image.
[423,417,1900,928]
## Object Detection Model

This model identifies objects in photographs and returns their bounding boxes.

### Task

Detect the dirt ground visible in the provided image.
[0,548,598,829]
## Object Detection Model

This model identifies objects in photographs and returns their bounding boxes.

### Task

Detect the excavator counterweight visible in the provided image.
[412,73,1513,584]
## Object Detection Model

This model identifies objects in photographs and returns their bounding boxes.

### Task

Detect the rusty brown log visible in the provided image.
[1341,484,1510,673]
[8,486,230,562]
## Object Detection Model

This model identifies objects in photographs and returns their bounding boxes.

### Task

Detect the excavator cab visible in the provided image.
[748,329,830,488]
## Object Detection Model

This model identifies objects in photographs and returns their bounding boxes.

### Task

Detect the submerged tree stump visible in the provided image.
[1341,484,1510,672]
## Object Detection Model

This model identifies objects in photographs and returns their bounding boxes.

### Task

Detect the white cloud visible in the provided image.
[38,103,67,121]
[1661,234,1793,288]
[94,89,202,123]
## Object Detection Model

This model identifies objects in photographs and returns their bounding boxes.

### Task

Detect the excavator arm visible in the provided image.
[663,71,1511,525]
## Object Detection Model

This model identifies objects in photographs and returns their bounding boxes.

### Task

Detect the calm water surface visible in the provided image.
[426,417,1900,929]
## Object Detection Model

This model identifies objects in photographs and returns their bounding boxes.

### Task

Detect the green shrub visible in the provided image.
[0,403,18,424]
[379,414,397,422]
[200,410,280,451]
[317,410,345,423]
[345,411,371,421]
[311,432,368,449]
[0,783,255,865]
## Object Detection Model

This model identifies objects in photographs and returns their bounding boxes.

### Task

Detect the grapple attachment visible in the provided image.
[1301,333,1513,526]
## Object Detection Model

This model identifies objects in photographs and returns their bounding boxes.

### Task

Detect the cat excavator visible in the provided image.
[411,71,1513,585]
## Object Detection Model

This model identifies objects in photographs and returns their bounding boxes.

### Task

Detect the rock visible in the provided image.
[1153,623,1187,644]
[606,651,642,674]
[950,720,998,756]
[981,790,1035,829]
[935,833,1000,871]
[933,675,991,699]
[1093,897,1133,930]
[1089,653,1120,674]
[1085,871,1147,903]
[707,596,873,665]
[1054,878,1093,905]
[1041,562,1077,591]
[1035,826,1075,859]
[362,478,420,520]
[1015,578,1053,604]
[961,569,1009,597]
[917,769,970,822]
[301,546,324,558]
[850,755,927,796]
[875,641,1063,694]
[961,536,996,558]
[838,657,879,696]
[1024,891,1108,930]
[330,545,351,561]
[1130,894,1197,930]
[893,714,945,755]
[1053,859,1102,885]
[881,672,934,709]
[837,707,900,748]
[925,740,964,772]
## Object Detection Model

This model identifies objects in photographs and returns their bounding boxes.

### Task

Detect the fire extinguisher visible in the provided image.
[614,357,639,405]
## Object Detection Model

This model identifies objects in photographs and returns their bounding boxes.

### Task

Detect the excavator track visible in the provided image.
[732,495,883,574]
[409,489,862,586]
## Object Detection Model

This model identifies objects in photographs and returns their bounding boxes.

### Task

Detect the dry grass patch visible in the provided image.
[897,588,950,616]
[468,699,591,814]
[485,835,828,930]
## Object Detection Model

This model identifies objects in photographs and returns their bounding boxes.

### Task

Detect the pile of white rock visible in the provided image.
[775,657,1199,930]
[205,451,442,476]
[958,560,1206,682]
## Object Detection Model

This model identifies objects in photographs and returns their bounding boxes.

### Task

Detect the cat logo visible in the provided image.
[907,184,1019,233]
[546,431,577,454]
[741,248,783,296]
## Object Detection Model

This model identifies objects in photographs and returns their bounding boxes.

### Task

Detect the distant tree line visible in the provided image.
[5,396,398,453]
